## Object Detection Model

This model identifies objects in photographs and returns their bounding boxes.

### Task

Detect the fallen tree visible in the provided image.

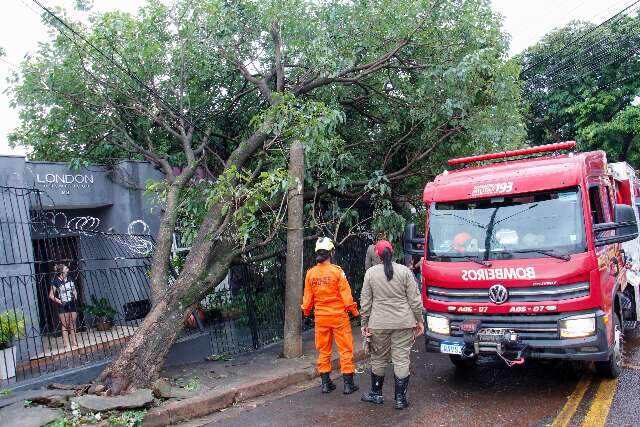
[9,0,524,392]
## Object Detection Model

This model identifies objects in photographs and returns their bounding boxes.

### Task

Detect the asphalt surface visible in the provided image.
[605,330,640,426]
[200,342,588,426]
[190,330,640,427]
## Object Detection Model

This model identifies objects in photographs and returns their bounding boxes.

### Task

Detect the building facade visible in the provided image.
[0,155,297,390]
[0,156,166,386]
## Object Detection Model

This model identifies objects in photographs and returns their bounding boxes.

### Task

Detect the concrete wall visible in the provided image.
[103,161,163,236]
[0,156,164,237]
[0,156,164,368]
[7,333,213,392]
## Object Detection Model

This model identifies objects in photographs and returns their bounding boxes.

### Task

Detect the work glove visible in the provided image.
[303,313,314,328]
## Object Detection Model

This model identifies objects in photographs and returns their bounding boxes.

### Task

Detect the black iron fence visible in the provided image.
[197,237,369,357]
[0,185,370,386]
[0,265,152,385]
[0,186,158,386]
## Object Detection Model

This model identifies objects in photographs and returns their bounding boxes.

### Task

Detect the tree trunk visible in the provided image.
[148,184,181,306]
[99,298,187,394]
[619,134,634,162]
[98,238,235,393]
[283,141,304,358]
[98,124,271,392]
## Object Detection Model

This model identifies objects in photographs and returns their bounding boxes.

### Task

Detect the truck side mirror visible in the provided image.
[593,204,639,247]
[404,223,424,256]
[614,204,638,239]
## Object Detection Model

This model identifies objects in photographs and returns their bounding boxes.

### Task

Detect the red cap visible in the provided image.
[375,240,393,257]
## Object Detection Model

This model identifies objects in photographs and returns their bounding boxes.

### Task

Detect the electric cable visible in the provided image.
[521,0,640,77]
[29,0,205,137]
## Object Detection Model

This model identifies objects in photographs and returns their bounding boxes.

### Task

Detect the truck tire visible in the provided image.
[595,313,623,378]
[449,354,477,369]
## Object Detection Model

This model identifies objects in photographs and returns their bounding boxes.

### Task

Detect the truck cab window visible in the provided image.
[427,188,587,261]
[588,186,605,225]
[603,186,613,221]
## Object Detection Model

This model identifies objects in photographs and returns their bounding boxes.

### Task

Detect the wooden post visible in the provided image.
[283,141,304,358]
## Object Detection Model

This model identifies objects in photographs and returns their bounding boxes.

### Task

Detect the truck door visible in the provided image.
[589,180,618,319]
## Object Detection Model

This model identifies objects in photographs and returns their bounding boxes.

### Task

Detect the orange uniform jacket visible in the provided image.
[301,263,359,317]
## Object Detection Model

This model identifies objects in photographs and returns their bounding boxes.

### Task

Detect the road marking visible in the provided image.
[551,374,592,427]
[581,378,618,427]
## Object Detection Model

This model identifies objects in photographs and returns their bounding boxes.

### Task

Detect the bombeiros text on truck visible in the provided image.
[404,141,640,377]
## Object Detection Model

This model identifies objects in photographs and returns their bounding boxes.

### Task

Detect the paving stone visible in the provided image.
[0,402,62,427]
[152,379,195,399]
[72,389,154,413]
[0,389,75,409]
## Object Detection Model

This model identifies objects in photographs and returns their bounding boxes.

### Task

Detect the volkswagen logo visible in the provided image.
[488,284,509,305]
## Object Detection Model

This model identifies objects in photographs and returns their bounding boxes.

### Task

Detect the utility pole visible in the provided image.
[283,141,304,358]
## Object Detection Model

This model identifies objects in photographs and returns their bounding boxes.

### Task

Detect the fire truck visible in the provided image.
[404,141,640,377]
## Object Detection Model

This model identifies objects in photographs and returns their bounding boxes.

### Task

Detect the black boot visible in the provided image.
[343,373,359,394]
[394,375,410,409]
[361,373,384,404]
[321,373,336,393]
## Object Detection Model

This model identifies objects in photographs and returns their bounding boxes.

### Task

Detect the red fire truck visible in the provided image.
[404,141,639,377]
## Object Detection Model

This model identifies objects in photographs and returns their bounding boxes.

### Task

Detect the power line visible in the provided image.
[544,5,640,81]
[29,0,203,136]
[520,0,640,77]
[521,0,640,113]
[545,28,640,89]
[15,0,160,128]
[521,1,640,79]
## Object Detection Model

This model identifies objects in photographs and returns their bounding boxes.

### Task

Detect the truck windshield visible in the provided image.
[427,188,586,261]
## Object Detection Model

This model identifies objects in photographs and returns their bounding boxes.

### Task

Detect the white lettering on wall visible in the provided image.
[36,173,94,184]
[35,173,95,194]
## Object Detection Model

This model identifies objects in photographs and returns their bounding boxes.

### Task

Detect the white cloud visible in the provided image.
[0,0,145,157]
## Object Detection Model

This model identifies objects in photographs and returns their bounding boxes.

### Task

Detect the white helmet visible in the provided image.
[315,237,335,252]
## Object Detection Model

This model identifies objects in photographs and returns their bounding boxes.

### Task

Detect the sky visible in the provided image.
[0,0,633,157]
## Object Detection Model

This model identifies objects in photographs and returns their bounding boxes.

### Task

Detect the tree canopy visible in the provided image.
[519,13,640,162]
[10,0,524,244]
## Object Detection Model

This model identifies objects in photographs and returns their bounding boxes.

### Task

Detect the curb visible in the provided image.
[143,349,367,427]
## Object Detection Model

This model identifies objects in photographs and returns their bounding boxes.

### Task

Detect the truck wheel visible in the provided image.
[449,354,477,369]
[595,314,623,379]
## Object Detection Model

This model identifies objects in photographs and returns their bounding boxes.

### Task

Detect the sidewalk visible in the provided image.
[144,322,366,426]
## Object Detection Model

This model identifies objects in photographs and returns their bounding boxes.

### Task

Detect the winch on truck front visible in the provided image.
[404,141,640,377]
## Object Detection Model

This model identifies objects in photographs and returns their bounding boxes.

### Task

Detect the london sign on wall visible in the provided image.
[35,173,95,195]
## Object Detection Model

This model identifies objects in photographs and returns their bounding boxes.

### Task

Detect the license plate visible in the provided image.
[440,341,464,355]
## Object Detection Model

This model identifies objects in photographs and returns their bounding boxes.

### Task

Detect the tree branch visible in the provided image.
[271,21,285,92]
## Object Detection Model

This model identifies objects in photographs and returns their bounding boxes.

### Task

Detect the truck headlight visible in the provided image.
[559,314,596,338]
[426,314,450,335]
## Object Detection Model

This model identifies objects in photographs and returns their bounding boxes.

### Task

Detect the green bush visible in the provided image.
[0,310,26,350]
[84,296,116,321]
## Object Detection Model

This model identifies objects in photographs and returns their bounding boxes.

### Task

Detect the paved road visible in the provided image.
[194,331,640,427]
[201,345,585,426]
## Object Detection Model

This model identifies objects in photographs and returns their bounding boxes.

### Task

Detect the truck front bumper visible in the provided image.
[425,311,611,361]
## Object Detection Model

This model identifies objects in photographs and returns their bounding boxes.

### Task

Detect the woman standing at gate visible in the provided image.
[49,264,79,351]
[360,240,424,409]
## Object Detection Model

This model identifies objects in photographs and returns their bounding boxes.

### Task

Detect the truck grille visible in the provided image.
[448,313,560,340]
[427,282,589,303]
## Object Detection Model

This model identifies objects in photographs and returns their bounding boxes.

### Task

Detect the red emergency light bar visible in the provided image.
[447,141,577,166]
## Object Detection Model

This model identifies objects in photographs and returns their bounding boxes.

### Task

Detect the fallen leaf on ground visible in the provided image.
[205,354,233,362]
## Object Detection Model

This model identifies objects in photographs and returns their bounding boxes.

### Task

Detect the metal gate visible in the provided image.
[0,186,155,386]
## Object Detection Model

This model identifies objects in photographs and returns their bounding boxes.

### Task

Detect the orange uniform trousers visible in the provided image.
[314,314,355,374]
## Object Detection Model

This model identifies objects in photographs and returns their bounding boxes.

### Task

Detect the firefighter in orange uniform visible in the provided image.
[302,237,360,394]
